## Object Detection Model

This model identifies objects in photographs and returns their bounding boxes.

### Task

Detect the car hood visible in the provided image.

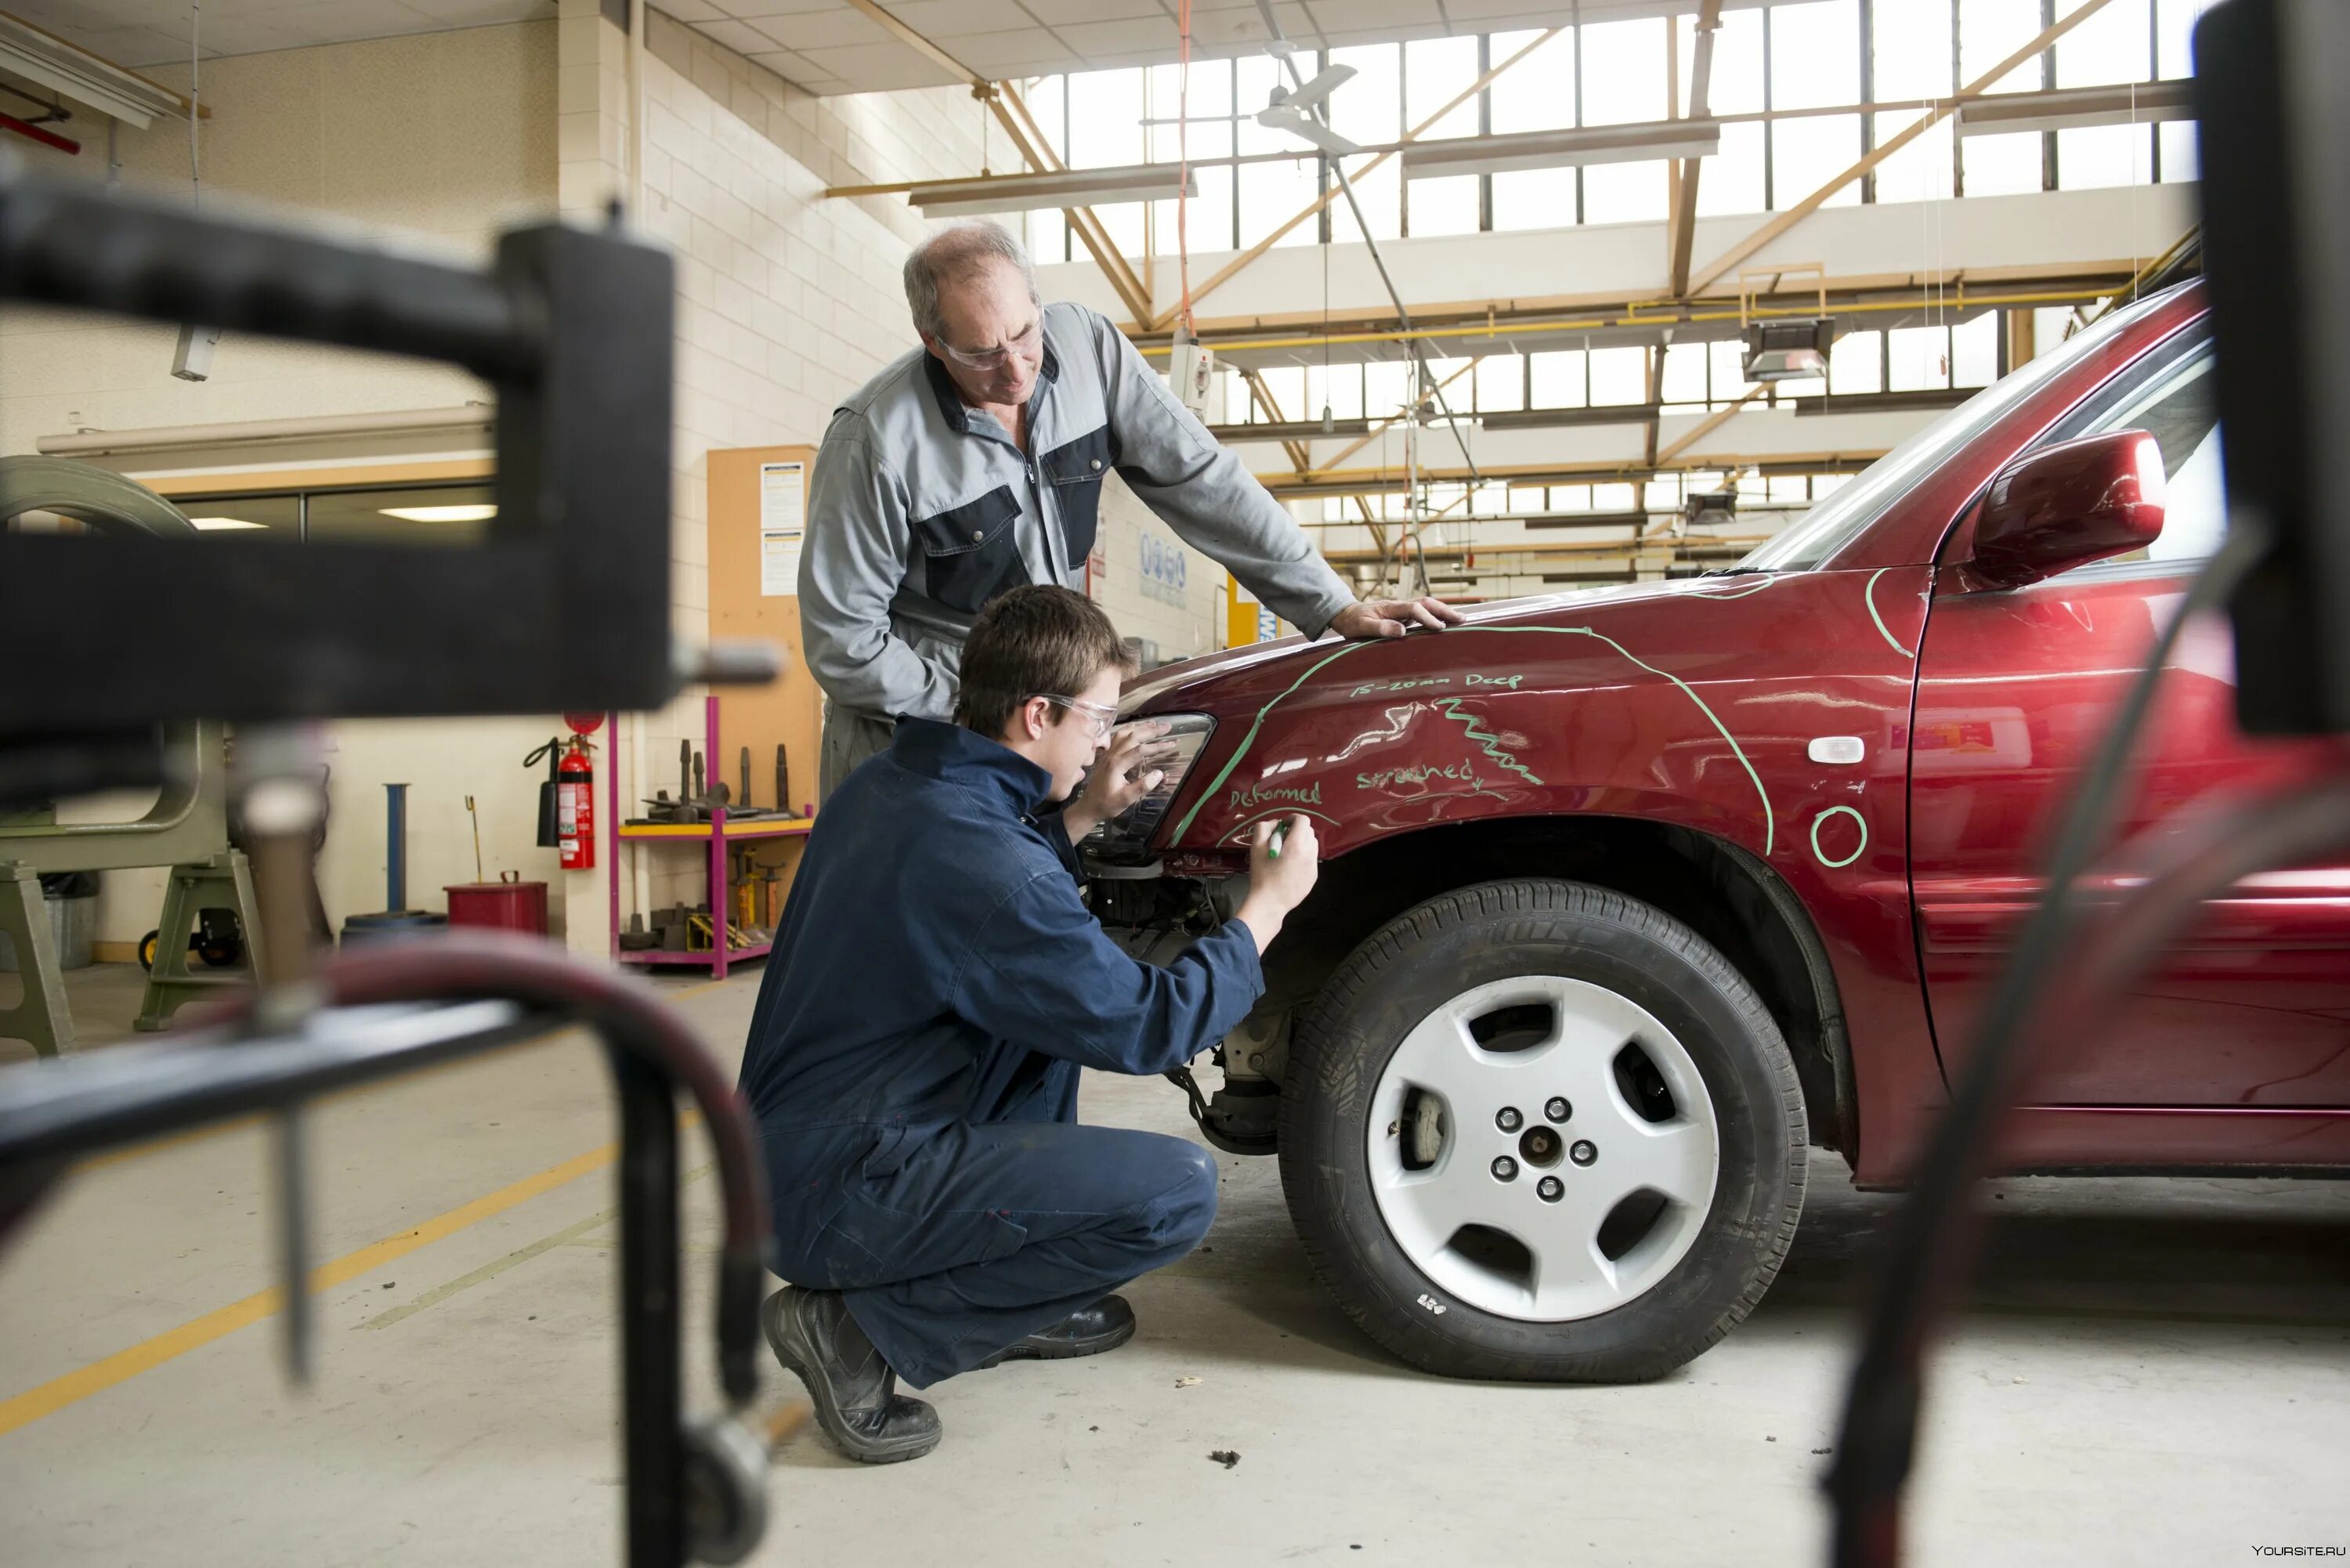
[1119,576,1774,716]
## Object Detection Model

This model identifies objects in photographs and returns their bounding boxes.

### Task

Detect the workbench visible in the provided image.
[606,695,810,979]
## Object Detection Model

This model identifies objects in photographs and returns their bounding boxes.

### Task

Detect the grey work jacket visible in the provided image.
[798,301,1356,724]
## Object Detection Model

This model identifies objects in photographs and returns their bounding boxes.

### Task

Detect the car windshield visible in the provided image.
[1737,288,2182,573]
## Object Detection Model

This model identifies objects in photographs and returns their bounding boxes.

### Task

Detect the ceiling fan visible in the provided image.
[1255,60,1359,156]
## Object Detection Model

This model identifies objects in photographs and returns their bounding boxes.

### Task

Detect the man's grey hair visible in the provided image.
[903,221,1039,344]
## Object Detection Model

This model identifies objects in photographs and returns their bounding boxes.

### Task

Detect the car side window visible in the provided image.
[2030,321,2223,571]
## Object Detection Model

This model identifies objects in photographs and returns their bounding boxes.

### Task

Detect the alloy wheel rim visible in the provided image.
[1365,974,1721,1322]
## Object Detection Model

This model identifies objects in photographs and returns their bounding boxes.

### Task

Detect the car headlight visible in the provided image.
[1083,713,1215,864]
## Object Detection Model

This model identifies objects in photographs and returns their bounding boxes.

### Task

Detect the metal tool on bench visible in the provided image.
[0,154,782,1567]
[631,741,706,825]
[718,744,778,820]
[689,746,777,820]
[689,746,729,817]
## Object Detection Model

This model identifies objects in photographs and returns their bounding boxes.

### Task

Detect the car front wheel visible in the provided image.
[1278,878,1807,1382]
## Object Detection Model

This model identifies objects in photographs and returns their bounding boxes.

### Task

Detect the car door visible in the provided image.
[1907,317,2350,1108]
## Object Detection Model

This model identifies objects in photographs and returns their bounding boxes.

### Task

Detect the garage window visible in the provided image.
[175,482,496,547]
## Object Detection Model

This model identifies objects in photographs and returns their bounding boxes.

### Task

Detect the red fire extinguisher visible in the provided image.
[557,735,596,870]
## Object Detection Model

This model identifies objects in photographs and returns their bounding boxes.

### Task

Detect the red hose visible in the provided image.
[193,930,772,1404]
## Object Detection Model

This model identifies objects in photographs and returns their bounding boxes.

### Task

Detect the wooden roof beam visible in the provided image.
[1667,0,1724,299]
[1146,28,1562,332]
[1684,0,2119,298]
[831,2,1155,327]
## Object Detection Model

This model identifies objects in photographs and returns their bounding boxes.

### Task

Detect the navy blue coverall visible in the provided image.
[738,717,1264,1388]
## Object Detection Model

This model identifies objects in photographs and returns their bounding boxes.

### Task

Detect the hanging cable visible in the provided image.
[1320,218,1333,431]
[170,0,219,382]
[2127,78,2142,303]
[1175,0,1195,334]
[187,1,201,209]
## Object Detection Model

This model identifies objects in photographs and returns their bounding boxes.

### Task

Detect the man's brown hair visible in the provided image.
[954,585,1135,736]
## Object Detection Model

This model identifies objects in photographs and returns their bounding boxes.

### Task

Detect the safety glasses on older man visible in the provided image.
[1036,693,1118,738]
[935,318,1043,371]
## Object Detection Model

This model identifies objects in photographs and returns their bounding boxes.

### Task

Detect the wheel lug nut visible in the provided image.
[1545,1097,1571,1123]
[1495,1107,1523,1133]
[1569,1140,1597,1167]
[1537,1176,1564,1202]
[1491,1155,1518,1182]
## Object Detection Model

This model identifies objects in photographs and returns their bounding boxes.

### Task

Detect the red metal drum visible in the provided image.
[445,871,549,936]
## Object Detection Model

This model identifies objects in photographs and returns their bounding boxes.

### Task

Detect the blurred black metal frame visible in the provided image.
[1827,2,2350,1563]
[0,160,776,1567]
[0,159,675,732]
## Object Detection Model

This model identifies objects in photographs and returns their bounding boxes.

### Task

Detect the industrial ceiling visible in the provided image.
[14,0,1755,93]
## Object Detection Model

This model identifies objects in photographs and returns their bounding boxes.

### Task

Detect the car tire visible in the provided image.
[1278,878,1806,1382]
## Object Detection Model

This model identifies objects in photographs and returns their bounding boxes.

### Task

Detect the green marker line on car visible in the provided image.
[1170,641,1370,841]
[1467,627,1776,856]
[1864,569,1918,660]
[1167,626,1774,858]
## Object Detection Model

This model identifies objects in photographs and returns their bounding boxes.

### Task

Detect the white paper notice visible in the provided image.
[759,461,805,597]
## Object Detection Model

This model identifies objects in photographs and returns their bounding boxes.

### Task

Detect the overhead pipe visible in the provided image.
[37,403,494,458]
[0,110,76,156]
[1136,284,2135,359]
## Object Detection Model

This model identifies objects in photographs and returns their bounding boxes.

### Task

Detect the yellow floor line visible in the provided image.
[1,1133,636,1437]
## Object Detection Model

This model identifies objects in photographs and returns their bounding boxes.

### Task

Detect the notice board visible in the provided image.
[710,444,825,894]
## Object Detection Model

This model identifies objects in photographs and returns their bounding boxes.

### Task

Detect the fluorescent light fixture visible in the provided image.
[1477,405,1663,432]
[1742,318,1835,383]
[378,504,499,523]
[1402,119,1723,180]
[188,516,267,531]
[1206,416,1374,441]
[1682,489,1738,529]
[0,15,189,130]
[910,164,1197,218]
[172,323,219,382]
[1957,80,2195,138]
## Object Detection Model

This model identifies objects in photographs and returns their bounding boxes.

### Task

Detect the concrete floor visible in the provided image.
[2,960,2346,1566]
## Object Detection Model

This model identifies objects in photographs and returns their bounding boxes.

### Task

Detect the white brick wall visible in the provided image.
[1090,475,1228,667]
[584,9,1009,929]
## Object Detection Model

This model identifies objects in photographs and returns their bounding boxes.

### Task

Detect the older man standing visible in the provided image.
[801,220,1459,797]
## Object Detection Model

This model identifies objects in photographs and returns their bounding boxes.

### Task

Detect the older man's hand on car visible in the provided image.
[1328,595,1464,640]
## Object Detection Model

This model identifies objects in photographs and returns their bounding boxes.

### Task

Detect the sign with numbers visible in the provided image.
[1140,531,1188,605]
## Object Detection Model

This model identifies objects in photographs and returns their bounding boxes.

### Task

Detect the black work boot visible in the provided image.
[978,1294,1137,1368]
[761,1287,942,1465]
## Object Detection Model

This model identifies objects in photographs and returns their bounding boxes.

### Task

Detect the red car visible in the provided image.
[1087,280,2350,1382]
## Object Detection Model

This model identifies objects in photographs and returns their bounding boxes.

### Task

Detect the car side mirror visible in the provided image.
[1970,429,2167,589]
